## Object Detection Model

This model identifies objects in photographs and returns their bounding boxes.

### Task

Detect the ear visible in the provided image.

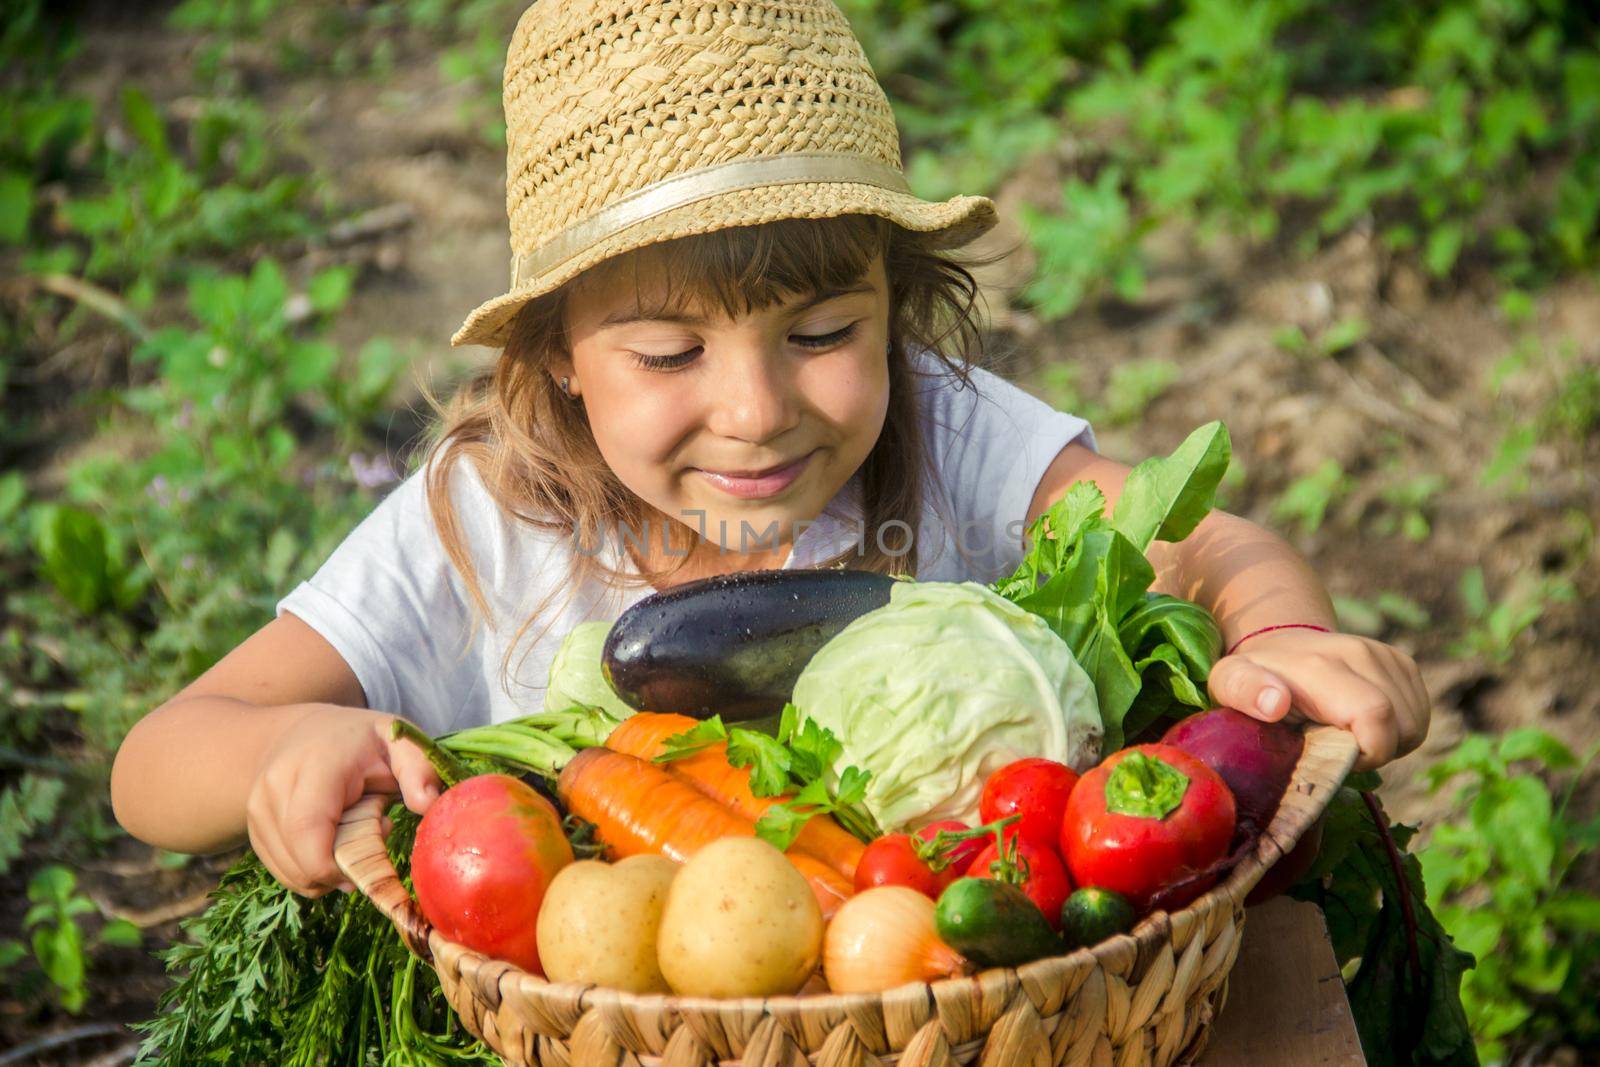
[547,356,575,388]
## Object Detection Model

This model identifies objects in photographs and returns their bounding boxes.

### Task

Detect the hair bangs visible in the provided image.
[584,214,893,323]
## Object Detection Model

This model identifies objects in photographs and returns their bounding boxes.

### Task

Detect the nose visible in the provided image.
[705,350,800,445]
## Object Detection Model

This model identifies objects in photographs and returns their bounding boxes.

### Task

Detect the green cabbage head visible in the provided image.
[792,580,1101,831]
[544,620,636,720]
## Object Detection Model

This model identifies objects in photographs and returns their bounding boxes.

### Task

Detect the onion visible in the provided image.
[823,886,966,993]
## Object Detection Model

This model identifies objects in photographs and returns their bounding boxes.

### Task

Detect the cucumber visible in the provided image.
[1059,887,1137,949]
[601,568,896,722]
[934,877,1064,969]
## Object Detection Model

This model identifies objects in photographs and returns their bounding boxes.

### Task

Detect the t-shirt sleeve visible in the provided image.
[274,457,487,735]
[915,353,1098,580]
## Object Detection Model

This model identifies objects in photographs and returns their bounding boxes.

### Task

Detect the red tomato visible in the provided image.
[1060,744,1236,914]
[412,774,574,974]
[915,819,987,875]
[979,757,1080,849]
[965,837,1073,929]
[855,833,954,898]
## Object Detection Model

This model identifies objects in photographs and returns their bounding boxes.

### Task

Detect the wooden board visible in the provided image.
[1196,897,1367,1066]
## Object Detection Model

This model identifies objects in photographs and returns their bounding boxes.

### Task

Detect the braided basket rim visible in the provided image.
[336,723,1358,1023]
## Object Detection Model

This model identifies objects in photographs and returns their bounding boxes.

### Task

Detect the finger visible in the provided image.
[1272,659,1399,771]
[386,730,444,816]
[1360,643,1426,758]
[246,801,297,893]
[1395,650,1432,754]
[1336,680,1401,772]
[1206,655,1292,721]
[280,760,370,895]
[249,779,325,897]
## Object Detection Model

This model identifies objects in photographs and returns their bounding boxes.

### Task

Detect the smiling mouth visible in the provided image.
[691,450,817,498]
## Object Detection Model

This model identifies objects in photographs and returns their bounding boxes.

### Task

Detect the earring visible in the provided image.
[559,375,572,398]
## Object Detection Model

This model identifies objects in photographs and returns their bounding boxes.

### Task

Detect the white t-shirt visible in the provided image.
[275,352,1096,734]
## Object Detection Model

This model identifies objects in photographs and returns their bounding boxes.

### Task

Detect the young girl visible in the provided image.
[110,0,1428,899]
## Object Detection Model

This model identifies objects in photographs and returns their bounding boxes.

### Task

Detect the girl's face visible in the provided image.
[559,251,891,560]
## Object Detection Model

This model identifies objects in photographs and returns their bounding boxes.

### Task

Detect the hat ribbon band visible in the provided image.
[509,152,913,288]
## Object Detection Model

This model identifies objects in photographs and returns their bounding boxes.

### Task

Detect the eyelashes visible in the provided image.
[631,321,862,371]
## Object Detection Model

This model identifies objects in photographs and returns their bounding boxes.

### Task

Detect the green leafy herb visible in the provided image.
[992,421,1229,748]
[654,716,729,761]
[657,704,879,848]
[135,713,612,1063]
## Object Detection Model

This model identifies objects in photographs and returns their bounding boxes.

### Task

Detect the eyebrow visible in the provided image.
[598,283,877,329]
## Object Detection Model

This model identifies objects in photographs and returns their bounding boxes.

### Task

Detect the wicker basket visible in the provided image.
[335,724,1358,1067]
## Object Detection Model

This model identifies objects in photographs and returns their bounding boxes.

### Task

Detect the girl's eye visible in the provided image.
[632,350,698,371]
[630,322,861,371]
[793,321,860,349]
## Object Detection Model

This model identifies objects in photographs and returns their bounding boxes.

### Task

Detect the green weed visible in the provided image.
[1372,469,1447,542]
[10,865,142,1013]
[1421,730,1600,1063]
[1448,565,1576,666]
[1036,357,1180,427]
[1332,590,1432,637]
[1271,458,1356,536]
[842,0,1600,317]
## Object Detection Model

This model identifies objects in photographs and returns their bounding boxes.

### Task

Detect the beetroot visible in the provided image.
[1161,707,1304,839]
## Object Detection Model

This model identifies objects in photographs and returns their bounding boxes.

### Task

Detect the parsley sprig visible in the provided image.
[656,703,880,849]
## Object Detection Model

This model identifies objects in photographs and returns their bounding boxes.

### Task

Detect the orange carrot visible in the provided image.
[557,747,851,919]
[605,712,865,883]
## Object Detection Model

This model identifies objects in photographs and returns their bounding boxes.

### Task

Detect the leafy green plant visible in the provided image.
[993,421,1229,749]
[1271,458,1356,536]
[29,503,149,616]
[21,864,142,1013]
[0,773,67,875]
[1101,359,1181,426]
[1035,357,1180,428]
[3,256,406,753]
[58,88,319,310]
[1447,566,1575,666]
[841,0,1600,318]
[135,712,611,1064]
[1477,423,1538,495]
[1372,471,1447,542]
[1332,590,1432,637]
[1275,317,1371,360]
[1420,729,1600,1063]
[1292,774,1476,1066]
[434,0,523,146]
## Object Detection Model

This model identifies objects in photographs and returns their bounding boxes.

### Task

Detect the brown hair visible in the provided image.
[414,213,1014,692]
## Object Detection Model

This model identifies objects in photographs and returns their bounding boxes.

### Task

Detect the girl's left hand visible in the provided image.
[1205,629,1430,771]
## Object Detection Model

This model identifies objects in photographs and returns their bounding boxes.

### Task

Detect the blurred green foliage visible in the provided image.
[840,0,1600,317]
[1421,730,1600,1063]
[3,865,142,1014]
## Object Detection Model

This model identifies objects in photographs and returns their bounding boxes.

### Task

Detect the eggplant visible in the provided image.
[602,568,896,721]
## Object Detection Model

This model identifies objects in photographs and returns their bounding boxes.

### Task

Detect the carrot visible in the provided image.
[606,712,865,883]
[557,746,851,919]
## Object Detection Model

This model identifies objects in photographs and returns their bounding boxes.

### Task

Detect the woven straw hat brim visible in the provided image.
[450,183,997,349]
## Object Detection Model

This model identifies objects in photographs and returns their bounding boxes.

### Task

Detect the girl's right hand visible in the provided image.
[245,704,443,898]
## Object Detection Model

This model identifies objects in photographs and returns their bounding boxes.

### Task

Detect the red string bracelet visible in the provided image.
[1225,623,1332,657]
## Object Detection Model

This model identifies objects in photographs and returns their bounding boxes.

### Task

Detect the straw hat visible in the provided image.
[450,0,999,348]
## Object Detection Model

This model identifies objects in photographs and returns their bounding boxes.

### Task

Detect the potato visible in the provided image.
[656,837,823,998]
[535,854,677,992]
